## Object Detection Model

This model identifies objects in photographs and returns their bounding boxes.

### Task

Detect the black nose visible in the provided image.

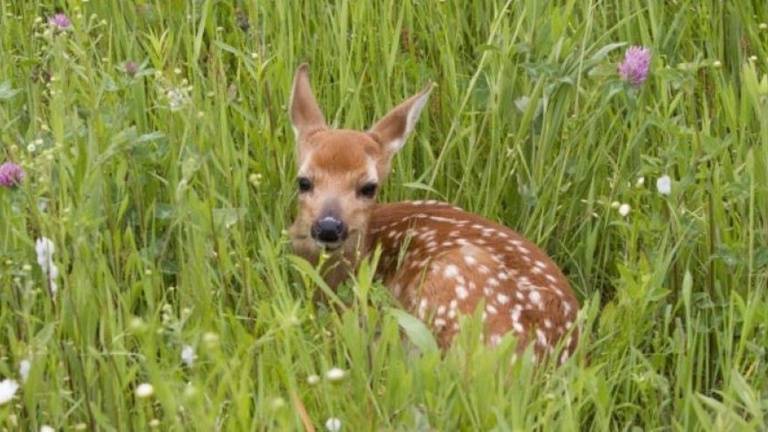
[311,217,348,243]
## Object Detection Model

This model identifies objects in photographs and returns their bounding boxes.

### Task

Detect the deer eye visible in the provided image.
[297,177,313,193]
[359,182,378,198]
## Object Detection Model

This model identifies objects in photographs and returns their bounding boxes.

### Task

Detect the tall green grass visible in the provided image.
[1,0,767,430]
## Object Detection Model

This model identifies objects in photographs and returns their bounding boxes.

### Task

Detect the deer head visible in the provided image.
[288,64,432,287]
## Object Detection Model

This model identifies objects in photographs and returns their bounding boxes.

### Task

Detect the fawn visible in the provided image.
[289,65,579,363]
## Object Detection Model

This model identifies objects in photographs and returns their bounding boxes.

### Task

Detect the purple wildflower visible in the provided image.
[618,46,651,86]
[124,61,139,77]
[0,162,25,188]
[48,13,71,29]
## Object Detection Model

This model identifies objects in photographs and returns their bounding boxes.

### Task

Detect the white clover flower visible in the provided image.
[181,345,195,368]
[656,175,671,196]
[202,332,220,347]
[0,378,20,405]
[325,367,346,382]
[135,383,154,398]
[635,176,645,187]
[166,87,191,112]
[306,374,320,386]
[19,358,31,383]
[40,426,55,432]
[325,417,342,432]
[618,203,631,217]
[129,316,147,332]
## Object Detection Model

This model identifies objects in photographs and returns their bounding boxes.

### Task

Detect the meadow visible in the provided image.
[1,0,767,430]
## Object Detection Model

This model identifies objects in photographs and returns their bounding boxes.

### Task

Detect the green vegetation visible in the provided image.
[1,0,767,430]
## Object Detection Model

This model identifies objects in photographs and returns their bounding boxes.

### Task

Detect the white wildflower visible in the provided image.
[40,426,55,432]
[618,203,631,217]
[325,417,342,432]
[325,367,346,382]
[166,87,191,111]
[181,345,195,368]
[35,237,59,296]
[135,383,154,398]
[129,316,147,332]
[202,332,220,347]
[0,378,20,405]
[656,175,671,196]
[19,359,31,383]
[306,374,320,386]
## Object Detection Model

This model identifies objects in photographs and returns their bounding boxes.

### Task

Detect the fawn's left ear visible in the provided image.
[368,83,433,162]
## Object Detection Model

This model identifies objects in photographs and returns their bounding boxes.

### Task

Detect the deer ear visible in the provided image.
[290,64,327,144]
[368,82,433,160]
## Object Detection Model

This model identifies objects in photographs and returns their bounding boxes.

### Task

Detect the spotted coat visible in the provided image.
[369,200,579,363]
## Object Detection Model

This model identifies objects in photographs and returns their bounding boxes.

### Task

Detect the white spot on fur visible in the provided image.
[417,298,428,319]
[512,322,524,333]
[562,301,573,315]
[496,293,509,304]
[444,264,460,279]
[536,329,548,347]
[448,300,458,318]
[490,334,502,346]
[468,281,477,292]
[456,285,469,300]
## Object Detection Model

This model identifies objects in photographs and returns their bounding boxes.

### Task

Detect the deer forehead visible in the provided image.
[298,130,382,181]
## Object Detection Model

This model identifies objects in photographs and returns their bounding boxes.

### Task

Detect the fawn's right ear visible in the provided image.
[290,64,327,148]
